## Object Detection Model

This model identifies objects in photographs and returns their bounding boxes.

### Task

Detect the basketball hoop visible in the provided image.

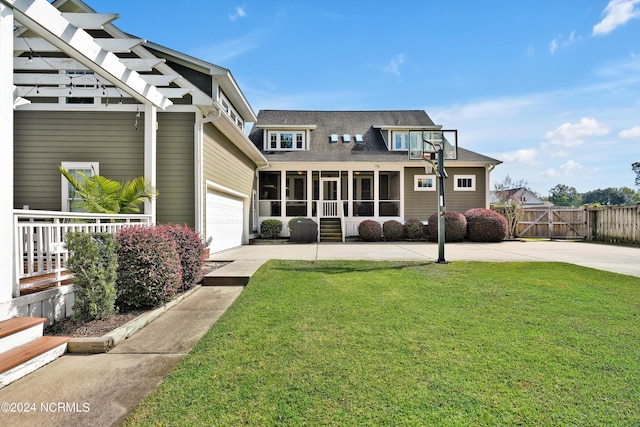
[407,129,458,264]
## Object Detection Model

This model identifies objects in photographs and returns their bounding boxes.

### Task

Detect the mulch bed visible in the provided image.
[44,260,230,338]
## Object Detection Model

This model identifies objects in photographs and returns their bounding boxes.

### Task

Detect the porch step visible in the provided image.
[0,317,69,389]
[320,219,342,242]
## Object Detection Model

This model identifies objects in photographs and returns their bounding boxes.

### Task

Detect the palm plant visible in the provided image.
[59,166,157,214]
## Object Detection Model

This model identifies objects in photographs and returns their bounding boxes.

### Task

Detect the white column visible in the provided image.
[374,169,380,218]
[306,169,312,217]
[0,4,15,304]
[144,104,157,224]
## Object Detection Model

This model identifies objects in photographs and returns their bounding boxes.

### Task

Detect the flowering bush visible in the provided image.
[157,224,204,290]
[405,218,426,240]
[115,226,182,309]
[66,232,118,321]
[427,211,467,242]
[359,220,383,241]
[464,208,508,242]
[383,220,406,241]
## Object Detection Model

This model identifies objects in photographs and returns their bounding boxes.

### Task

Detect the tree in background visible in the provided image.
[582,187,639,206]
[633,162,640,187]
[493,174,530,192]
[60,166,157,214]
[492,175,529,239]
[548,184,582,207]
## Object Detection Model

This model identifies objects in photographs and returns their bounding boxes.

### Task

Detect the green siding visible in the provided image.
[14,110,197,228]
[202,123,257,235]
[404,166,487,220]
[14,111,144,210]
[156,112,196,227]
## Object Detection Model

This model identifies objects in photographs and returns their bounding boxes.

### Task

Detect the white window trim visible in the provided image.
[61,161,99,211]
[219,90,244,131]
[454,174,476,191]
[391,130,409,151]
[265,130,307,151]
[414,175,436,191]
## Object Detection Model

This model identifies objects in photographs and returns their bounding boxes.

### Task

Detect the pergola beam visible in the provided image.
[3,0,171,110]
[14,57,165,72]
[14,85,191,99]
[13,72,178,86]
[15,36,144,53]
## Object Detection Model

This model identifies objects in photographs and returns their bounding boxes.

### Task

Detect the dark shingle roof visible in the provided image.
[249,110,501,164]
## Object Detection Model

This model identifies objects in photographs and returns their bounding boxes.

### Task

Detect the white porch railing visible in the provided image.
[322,201,339,217]
[14,210,151,297]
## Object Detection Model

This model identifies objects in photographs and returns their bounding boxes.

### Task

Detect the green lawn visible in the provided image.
[125,261,640,426]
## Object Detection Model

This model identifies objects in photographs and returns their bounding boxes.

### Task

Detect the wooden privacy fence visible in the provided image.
[587,205,640,245]
[512,205,640,244]
[516,207,587,239]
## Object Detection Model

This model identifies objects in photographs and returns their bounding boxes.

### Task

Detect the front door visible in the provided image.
[320,178,340,217]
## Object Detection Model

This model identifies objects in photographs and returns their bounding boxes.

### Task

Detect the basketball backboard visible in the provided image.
[408,130,458,161]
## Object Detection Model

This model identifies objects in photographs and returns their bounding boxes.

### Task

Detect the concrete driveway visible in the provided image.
[212,240,640,278]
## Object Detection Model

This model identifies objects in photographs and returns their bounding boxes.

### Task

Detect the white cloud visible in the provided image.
[544,117,610,147]
[549,31,578,54]
[543,160,584,178]
[618,125,640,139]
[526,43,535,56]
[382,54,405,79]
[229,6,247,21]
[593,0,640,35]
[500,148,539,166]
[190,30,262,62]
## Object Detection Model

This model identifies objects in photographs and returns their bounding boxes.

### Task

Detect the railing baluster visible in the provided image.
[14,210,152,293]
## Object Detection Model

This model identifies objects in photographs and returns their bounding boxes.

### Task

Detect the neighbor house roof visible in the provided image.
[249,110,502,165]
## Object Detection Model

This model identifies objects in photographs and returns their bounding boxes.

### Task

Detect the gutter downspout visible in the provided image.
[486,164,497,209]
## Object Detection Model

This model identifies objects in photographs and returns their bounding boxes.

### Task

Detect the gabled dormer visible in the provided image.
[256,125,317,151]
[373,125,442,152]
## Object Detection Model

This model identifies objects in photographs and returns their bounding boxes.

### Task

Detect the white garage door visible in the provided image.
[206,190,244,253]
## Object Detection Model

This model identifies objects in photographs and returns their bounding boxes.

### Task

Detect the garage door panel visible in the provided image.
[206,190,243,253]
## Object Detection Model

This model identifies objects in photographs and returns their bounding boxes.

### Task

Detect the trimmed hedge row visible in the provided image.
[65,224,206,319]
[356,209,508,243]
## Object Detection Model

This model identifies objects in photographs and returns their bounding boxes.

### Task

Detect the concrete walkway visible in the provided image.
[211,240,640,278]
[0,286,243,427]
[0,240,638,427]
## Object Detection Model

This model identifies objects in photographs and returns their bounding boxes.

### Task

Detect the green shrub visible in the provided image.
[427,211,467,242]
[359,220,383,241]
[405,218,425,240]
[66,232,118,321]
[261,219,283,239]
[157,224,205,290]
[464,208,508,242]
[383,220,406,241]
[115,226,182,309]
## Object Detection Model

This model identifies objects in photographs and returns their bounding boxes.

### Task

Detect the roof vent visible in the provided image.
[330,134,339,143]
[343,134,351,143]
[355,134,363,143]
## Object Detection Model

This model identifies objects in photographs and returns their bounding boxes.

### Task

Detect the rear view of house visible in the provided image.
[249,110,501,240]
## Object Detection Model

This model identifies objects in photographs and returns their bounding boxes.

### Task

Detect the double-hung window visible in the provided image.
[60,161,99,211]
[391,131,409,150]
[454,175,476,191]
[267,131,306,150]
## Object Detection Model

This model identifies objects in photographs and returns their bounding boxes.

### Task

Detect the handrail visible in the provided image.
[13,210,151,297]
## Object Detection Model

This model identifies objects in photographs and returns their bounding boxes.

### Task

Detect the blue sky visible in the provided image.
[89,0,640,196]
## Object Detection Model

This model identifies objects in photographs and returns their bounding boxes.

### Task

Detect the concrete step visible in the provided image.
[203,260,263,286]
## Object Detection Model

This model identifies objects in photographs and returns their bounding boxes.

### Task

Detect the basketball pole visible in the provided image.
[436,145,447,264]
